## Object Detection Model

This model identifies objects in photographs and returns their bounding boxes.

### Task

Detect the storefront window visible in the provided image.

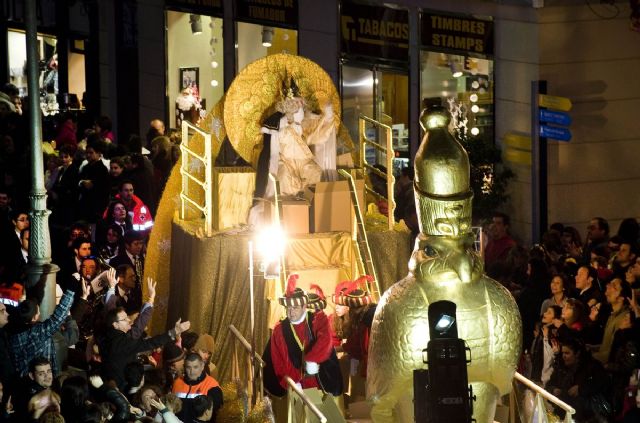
[236,22,297,73]
[420,51,494,144]
[341,65,409,173]
[166,10,224,130]
[8,29,56,96]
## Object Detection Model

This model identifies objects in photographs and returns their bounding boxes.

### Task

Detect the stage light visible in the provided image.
[189,15,202,35]
[256,225,286,271]
[414,300,474,423]
[469,94,479,103]
[262,27,274,47]
[450,59,464,78]
[470,127,480,136]
[471,105,479,113]
[435,314,455,334]
[428,300,458,339]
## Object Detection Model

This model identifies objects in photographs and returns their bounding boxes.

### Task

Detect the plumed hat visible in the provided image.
[278,274,308,307]
[306,284,327,311]
[332,275,374,308]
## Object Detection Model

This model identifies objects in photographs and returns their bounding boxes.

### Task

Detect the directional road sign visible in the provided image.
[539,109,572,126]
[504,132,531,151]
[540,124,571,142]
[539,94,572,111]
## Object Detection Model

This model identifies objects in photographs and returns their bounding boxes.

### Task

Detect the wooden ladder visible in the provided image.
[338,169,381,301]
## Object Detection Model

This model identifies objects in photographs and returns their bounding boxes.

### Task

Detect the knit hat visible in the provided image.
[332,275,374,308]
[306,284,327,311]
[194,334,215,353]
[163,343,185,364]
[278,274,308,307]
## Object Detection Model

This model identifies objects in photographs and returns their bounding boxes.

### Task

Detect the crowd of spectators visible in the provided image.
[2,80,640,422]
[485,212,640,422]
[0,84,224,422]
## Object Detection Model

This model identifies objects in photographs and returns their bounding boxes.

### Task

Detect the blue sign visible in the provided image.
[539,109,572,126]
[540,124,571,142]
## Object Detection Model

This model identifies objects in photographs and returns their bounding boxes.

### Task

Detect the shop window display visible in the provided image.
[166,11,224,129]
[236,22,297,73]
[420,51,494,144]
[8,30,74,116]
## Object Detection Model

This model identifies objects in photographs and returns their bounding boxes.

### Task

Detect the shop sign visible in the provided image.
[165,0,223,16]
[341,1,409,62]
[421,11,493,57]
[235,0,298,29]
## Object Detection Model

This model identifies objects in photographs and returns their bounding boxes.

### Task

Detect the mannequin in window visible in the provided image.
[175,87,200,128]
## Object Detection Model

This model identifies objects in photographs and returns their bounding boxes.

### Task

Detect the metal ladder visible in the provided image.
[338,169,381,301]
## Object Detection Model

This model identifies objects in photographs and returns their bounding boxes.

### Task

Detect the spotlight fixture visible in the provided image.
[434,314,455,334]
[262,27,274,47]
[428,300,458,339]
[189,14,202,35]
[449,59,464,78]
[414,300,474,423]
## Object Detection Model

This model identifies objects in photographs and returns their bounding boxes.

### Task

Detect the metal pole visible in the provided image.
[248,240,256,405]
[531,80,548,244]
[25,0,59,319]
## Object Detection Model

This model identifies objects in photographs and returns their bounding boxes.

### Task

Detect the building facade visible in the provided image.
[2,0,639,244]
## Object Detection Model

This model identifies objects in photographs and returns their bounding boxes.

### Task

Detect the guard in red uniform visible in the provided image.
[334,275,376,401]
[263,274,342,397]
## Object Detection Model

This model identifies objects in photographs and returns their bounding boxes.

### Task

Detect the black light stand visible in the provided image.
[414,300,475,423]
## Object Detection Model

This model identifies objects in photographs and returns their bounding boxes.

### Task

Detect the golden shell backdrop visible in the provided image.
[224,53,341,167]
[143,97,226,334]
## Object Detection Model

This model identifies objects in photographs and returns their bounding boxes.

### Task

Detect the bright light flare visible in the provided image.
[256,225,287,263]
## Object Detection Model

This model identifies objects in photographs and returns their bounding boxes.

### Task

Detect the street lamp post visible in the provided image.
[25,0,59,318]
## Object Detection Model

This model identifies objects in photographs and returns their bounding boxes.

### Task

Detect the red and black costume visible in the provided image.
[263,274,343,397]
[265,311,342,396]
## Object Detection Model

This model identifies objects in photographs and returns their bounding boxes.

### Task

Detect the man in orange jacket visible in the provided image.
[173,352,223,422]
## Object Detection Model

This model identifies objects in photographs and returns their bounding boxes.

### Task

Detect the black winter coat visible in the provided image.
[100,327,172,390]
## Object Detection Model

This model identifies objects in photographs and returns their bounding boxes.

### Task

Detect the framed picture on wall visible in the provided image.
[179,67,199,92]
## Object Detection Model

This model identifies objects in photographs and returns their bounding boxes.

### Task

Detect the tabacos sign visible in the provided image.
[341,1,409,62]
[421,11,493,57]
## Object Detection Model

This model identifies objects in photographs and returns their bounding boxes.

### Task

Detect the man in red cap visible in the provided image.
[263,274,342,398]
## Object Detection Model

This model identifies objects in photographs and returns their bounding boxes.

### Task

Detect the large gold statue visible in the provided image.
[366,106,522,422]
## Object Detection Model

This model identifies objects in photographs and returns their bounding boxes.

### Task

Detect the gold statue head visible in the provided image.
[414,106,473,237]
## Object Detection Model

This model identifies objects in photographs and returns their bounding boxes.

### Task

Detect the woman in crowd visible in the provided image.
[547,337,612,422]
[60,375,92,422]
[560,298,590,333]
[108,157,126,200]
[134,384,164,421]
[95,200,132,248]
[97,223,124,262]
[605,312,640,419]
[530,305,562,387]
[561,226,584,260]
[540,274,571,316]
